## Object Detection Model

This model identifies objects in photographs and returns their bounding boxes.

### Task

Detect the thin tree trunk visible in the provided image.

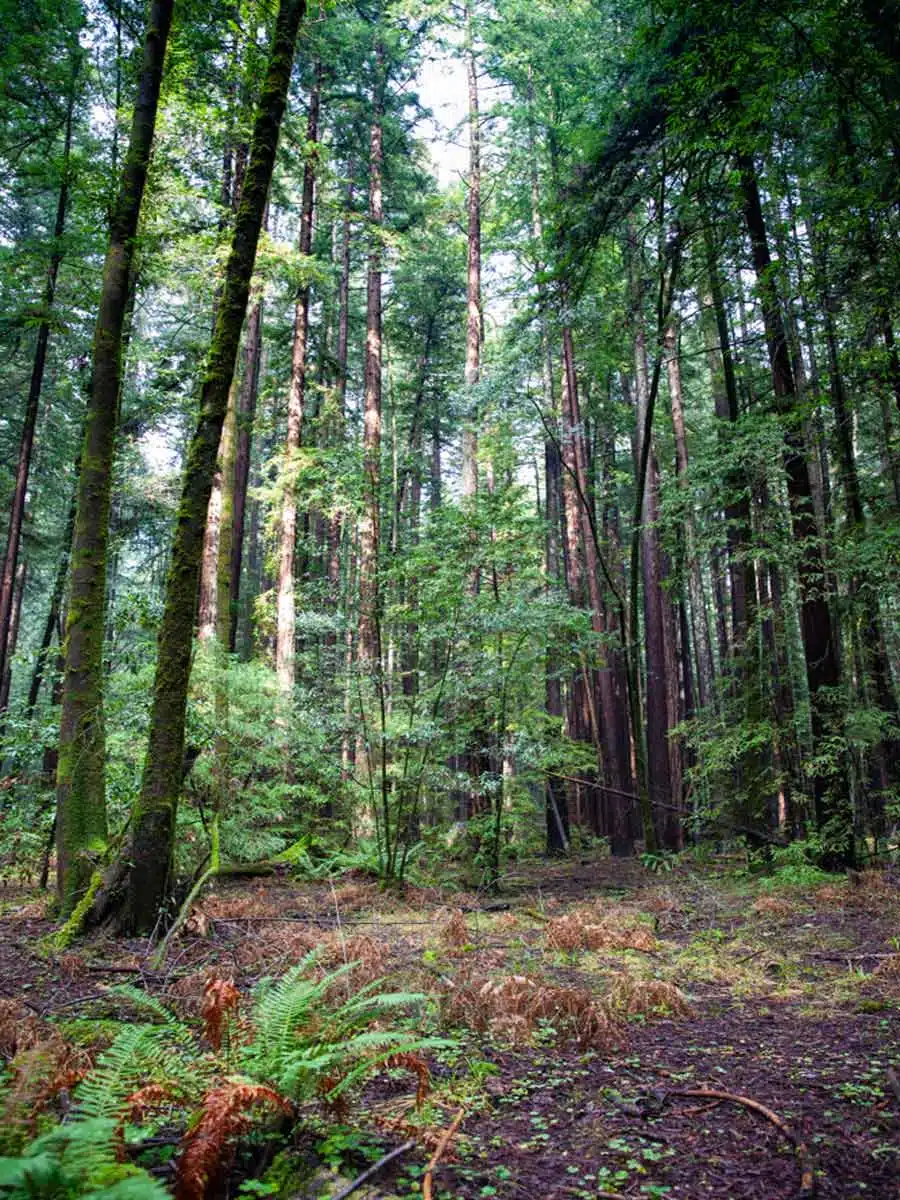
[0,561,27,713]
[0,80,75,703]
[359,56,384,667]
[229,283,263,653]
[461,0,481,502]
[98,0,306,934]
[27,490,77,717]
[276,64,321,697]
[664,319,714,711]
[56,0,173,914]
[633,307,677,849]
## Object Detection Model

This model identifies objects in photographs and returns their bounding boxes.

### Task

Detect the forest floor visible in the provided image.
[1,853,899,1199]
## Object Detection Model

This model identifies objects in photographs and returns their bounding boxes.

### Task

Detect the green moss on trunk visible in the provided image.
[115,0,307,935]
[56,0,174,916]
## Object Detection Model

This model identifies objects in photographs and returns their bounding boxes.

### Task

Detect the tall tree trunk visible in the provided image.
[27,490,77,717]
[96,0,306,934]
[561,331,634,851]
[276,64,321,697]
[56,0,173,914]
[0,79,75,705]
[229,283,263,653]
[633,308,678,849]
[359,54,384,667]
[664,319,714,711]
[461,0,481,502]
[737,149,851,866]
[0,561,27,713]
[324,181,353,637]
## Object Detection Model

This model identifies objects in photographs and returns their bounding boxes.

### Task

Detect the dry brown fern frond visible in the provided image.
[444,973,615,1049]
[384,1052,431,1108]
[1,1039,89,1144]
[315,1073,350,1122]
[440,909,468,951]
[373,1109,459,1157]
[605,975,693,1019]
[546,911,657,953]
[232,923,320,973]
[321,933,386,992]
[330,881,380,912]
[123,1083,179,1123]
[201,976,240,1050]
[175,1082,291,1200]
[0,998,54,1059]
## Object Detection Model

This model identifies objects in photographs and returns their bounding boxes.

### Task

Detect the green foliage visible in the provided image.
[0,1119,169,1200]
[242,951,448,1101]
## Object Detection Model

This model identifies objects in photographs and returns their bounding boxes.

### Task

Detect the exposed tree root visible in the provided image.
[672,1087,816,1197]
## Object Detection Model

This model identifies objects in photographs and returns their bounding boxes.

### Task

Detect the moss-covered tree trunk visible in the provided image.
[56,0,173,914]
[108,0,306,934]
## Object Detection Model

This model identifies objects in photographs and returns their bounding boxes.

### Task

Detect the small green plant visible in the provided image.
[640,850,676,874]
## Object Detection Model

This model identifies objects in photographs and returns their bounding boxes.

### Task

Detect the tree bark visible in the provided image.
[0,76,75,705]
[229,283,263,653]
[358,51,384,667]
[664,320,714,712]
[461,0,481,503]
[105,0,306,933]
[276,64,321,698]
[56,0,173,913]
[737,150,851,865]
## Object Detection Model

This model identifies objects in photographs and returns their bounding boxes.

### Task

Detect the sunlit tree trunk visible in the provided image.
[230,282,263,653]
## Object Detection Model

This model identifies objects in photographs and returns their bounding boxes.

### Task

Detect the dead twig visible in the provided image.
[671,1088,815,1197]
[422,1107,465,1200]
[330,1139,416,1200]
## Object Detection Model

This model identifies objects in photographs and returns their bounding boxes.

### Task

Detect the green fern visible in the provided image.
[241,957,449,1101]
[0,1118,167,1200]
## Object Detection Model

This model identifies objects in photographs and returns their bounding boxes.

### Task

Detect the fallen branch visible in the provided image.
[330,1139,416,1200]
[422,1107,465,1200]
[672,1088,815,1197]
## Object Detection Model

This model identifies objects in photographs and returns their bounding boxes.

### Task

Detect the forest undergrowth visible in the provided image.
[1,852,898,1200]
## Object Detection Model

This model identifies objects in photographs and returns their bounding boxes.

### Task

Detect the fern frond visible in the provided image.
[74,1027,179,1121]
[107,986,182,1027]
[84,1175,171,1200]
[324,1037,454,1099]
[0,1120,169,1200]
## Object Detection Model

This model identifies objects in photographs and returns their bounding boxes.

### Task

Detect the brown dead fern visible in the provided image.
[175,1082,292,1200]
[201,976,241,1050]
[444,973,616,1048]
[384,1051,431,1108]
[605,975,693,1019]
